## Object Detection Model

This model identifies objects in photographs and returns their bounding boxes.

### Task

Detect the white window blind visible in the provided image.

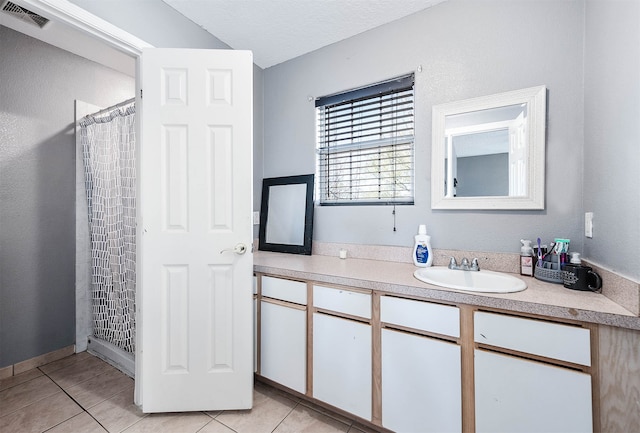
[316,74,414,205]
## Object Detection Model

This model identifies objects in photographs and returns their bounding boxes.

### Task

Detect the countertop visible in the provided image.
[254,251,640,331]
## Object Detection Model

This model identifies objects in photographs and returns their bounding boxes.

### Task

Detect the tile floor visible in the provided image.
[0,352,377,433]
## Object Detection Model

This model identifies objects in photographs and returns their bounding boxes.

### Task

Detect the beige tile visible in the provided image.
[198,419,236,433]
[0,367,43,392]
[46,411,108,433]
[47,355,114,390]
[88,385,147,433]
[66,365,134,409]
[0,391,82,433]
[215,384,297,433]
[121,412,211,433]
[0,375,60,417]
[39,351,93,375]
[274,405,350,433]
[14,345,75,375]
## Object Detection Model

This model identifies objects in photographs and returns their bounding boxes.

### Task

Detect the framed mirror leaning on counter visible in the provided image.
[258,174,315,255]
[431,85,547,210]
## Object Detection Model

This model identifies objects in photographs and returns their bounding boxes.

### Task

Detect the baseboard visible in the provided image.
[1,345,76,378]
[87,337,135,378]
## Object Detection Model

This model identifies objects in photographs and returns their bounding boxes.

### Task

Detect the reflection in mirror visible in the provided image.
[445,104,527,197]
[259,174,314,255]
[432,86,546,210]
[265,183,308,245]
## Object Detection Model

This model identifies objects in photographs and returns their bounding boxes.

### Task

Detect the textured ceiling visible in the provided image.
[162,0,446,69]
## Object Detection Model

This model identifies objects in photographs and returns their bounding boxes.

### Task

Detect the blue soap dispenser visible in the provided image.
[413,224,433,267]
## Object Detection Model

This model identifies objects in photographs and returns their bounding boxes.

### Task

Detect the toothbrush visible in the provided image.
[537,238,542,261]
[542,242,555,261]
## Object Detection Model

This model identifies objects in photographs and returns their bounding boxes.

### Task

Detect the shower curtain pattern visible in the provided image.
[80,103,136,353]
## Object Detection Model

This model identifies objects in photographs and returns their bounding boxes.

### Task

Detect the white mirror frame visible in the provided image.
[431,85,547,210]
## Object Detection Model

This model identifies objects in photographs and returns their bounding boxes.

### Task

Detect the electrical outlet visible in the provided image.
[253,211,260,225]
[585,212,593,238]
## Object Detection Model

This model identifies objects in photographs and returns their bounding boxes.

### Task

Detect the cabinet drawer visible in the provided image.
[313,285,371,319]
[474,312,591,366]
[381,296,460,337]
[262,276,307,305]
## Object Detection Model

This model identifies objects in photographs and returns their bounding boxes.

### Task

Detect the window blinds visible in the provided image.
[316,74,414,205]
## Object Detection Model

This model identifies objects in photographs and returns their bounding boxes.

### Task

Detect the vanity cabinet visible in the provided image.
[255,272,599,433]
[380,296,462,433]
[259,276,307,394]
[312,285,372,421]
[473,312,593,433]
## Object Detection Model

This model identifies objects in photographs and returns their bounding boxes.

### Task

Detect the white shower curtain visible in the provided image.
[80,101,136,354]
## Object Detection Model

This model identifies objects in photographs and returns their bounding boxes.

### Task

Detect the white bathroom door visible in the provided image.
[135,48,254,412]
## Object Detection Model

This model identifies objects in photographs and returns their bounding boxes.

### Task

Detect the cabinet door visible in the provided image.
[313,313,372,420]
[260,301,306,393]
[382,329,461,432]
[475,349,592,433]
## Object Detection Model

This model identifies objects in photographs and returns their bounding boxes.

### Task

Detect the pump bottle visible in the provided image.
[520,239,534,276]
[413,225,433,267]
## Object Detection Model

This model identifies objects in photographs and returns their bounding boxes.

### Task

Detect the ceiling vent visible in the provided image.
[1,1,50,28]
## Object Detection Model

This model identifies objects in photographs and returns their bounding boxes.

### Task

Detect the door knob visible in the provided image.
[220,243,247,255]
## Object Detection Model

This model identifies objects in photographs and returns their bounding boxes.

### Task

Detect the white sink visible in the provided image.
[414,266,527,293]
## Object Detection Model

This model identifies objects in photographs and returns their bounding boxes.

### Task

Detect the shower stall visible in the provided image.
[75,98,137,376]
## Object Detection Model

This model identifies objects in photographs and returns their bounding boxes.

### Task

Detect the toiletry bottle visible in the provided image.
[570,252,581,265]
[520,239,534,276]
[413,225,433,267]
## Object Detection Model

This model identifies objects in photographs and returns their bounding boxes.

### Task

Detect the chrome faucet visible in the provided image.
[448,257,480,271]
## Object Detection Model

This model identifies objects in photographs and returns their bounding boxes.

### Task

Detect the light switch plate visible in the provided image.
[253,211,260,225]
[585,212,593,238]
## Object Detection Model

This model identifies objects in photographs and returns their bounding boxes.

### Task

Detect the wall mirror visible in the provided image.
[431,85,547,210]
[259,174,314,255]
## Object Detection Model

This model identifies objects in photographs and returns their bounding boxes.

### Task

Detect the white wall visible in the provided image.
[263,0,585,254]
[584,0,640,280]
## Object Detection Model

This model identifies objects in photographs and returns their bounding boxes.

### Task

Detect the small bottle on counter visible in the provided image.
[413,224,433,267]
[520,239,534,276]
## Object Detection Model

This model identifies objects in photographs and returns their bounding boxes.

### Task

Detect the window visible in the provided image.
[316,74,414,205]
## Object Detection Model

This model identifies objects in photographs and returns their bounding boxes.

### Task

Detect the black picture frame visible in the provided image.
[258,174,314,255]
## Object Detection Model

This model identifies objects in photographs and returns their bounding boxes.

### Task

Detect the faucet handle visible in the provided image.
[471,258,480,271]
[448,257,458,269]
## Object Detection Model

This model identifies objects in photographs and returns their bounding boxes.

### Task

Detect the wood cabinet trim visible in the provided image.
[306,282,314,398]
[260,296,307,311]
[371,292,382,426]
[460,304,476,433]
[380,322,460,344]
[312,307,372,324]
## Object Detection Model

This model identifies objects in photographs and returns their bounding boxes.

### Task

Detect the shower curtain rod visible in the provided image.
[88,97,135,118]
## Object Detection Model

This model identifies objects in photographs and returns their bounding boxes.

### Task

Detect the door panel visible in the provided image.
[135,48,253,412]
